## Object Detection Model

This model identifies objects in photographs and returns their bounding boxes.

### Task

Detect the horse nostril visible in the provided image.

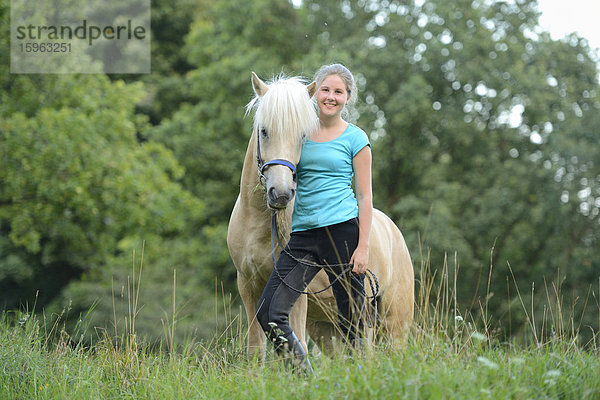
[268,187,291,206]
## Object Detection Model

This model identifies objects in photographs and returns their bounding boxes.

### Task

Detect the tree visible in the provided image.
[3,0,599,343]
[0,0,213,341]
[298,0,600,340]
[148,0,315,291]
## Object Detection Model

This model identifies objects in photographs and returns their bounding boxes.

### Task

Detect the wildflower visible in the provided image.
[477,356,498,370]
[544,369,561,385]
[544,370,561,378]
[455,315,464,322]
[19,313,30,326]
[470,331,488,341]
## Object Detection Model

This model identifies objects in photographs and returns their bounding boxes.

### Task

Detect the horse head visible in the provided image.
[248,72,318,210]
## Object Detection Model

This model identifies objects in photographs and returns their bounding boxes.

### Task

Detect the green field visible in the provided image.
[3,260,598,400]
[2,311,598,399]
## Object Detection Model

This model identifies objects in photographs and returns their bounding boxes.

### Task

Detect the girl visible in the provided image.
[256,63,372,373]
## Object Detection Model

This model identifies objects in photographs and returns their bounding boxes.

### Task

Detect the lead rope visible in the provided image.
[269,212,379,323]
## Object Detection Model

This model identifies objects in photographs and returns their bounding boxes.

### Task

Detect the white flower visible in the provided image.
[544,370,561,378]
[510,357,525,365]
[477,356,499,370]
[470,331,488,341]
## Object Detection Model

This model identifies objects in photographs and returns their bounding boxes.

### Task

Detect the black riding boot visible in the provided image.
[283,331,314,375]
[268,323,314,375]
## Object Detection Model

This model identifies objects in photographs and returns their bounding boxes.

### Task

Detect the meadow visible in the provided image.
[2,257,599,399]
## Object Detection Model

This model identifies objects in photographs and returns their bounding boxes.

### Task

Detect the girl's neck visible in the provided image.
[319,115,347,131]
[312,116,349,142]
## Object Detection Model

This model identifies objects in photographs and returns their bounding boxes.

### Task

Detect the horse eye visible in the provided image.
[260,127,268,138]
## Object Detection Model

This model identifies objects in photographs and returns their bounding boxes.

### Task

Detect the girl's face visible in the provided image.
[316,74,349,118]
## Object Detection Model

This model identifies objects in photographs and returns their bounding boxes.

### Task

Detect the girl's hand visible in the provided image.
[350,246,369,275]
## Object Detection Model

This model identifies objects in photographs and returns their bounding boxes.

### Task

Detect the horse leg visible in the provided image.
[237,276,266,359]
[306,320,338,355]
[379,285,413,344]
[288,293,309,352]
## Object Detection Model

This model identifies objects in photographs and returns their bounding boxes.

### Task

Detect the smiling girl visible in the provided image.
[256,63,372,373]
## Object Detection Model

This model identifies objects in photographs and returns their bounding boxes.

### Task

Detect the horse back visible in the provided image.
[369,209,414,295]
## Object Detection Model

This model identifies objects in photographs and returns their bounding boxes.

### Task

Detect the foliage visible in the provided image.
[1,0,600,344]
[0,0,212,340]
[131,0,199,125]
[146,0,318,290]
[297,0,600,339]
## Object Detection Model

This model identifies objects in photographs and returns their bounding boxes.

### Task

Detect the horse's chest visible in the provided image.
[237,243,275,283]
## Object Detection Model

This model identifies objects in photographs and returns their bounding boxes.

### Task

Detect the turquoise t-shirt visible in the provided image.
[292,123,370,232]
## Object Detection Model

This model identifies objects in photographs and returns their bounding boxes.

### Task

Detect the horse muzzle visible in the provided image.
[260,158,298,210]
[267,186,295,209]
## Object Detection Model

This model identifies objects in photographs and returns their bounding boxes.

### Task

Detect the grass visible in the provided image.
[2,248,599,399]
[2,312,599,399]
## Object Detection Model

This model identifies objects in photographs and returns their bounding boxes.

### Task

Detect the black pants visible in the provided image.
[256,218,366,354]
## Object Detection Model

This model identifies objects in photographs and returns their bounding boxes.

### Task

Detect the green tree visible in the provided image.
[133,0,198,125]
[3,0,599,344]
[0,0,215,341]
[0,71,203,301]
[158,0,600,340]
[295,0,600,340]
[148,0,315,291]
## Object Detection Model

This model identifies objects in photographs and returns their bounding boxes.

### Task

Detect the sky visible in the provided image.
[537,0,600,51]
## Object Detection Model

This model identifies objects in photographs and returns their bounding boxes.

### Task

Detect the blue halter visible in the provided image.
[260,159,297,182]
[256,131,297,183]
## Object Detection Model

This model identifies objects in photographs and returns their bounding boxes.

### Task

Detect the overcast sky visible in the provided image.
[537,0,600,51]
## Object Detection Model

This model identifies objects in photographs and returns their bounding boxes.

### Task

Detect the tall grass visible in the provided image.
[2,247,599,399]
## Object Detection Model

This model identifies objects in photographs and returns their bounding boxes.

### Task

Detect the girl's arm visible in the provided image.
[350,145,373,275]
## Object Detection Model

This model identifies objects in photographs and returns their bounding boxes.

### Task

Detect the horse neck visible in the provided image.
[239,130,266,210]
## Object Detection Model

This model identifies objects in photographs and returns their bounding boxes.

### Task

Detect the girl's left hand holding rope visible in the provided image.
[350,246,369,275]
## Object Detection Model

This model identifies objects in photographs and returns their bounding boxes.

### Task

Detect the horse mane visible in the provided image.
[245,74,319,144]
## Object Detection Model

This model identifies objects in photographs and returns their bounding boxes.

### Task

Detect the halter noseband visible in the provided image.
[256,131,297,183]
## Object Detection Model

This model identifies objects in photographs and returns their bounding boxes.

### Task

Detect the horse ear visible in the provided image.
[306,81,317,98]
[251,72,269,97]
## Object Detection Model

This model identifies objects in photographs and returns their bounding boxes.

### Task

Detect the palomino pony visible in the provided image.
[227,72,414,358]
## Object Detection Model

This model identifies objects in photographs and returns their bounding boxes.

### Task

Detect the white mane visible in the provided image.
[246,75,319,145]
